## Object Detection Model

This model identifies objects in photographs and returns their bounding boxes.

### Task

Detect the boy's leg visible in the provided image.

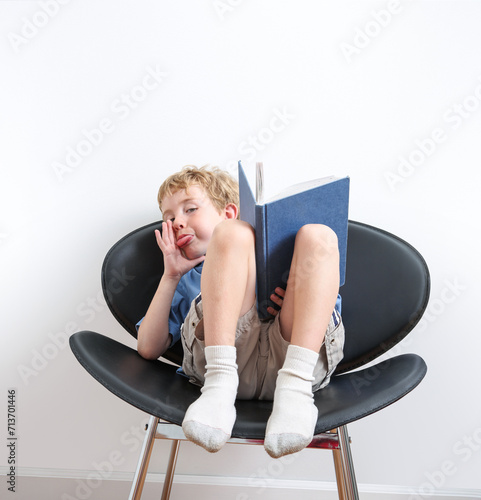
[265,224,340,458]
[182,220,256,452]
[201,220,257,346]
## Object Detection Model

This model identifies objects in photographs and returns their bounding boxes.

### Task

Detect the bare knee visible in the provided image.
[210,219,255,250]
[295,224,338,257]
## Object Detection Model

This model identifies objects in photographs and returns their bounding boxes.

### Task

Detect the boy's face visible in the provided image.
[161,185,237,260]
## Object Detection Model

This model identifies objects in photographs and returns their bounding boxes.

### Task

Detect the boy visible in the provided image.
[137,165,344,458]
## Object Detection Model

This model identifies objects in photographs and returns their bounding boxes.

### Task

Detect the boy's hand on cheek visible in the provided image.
[155,222,204,280]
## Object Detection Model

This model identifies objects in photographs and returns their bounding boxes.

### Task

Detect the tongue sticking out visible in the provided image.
[177,234,194,248]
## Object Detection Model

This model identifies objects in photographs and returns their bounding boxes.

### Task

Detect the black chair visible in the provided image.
[69,220,430,500]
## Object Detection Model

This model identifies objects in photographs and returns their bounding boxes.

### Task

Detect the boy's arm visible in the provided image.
[137,274,180,359]
[137,222,204,359]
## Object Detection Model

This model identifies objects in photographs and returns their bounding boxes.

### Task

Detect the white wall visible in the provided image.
[1,1,481,498]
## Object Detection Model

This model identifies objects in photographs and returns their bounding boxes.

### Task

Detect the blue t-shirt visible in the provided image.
[166,263,203,346]
[136,263,203,348]
[137,261,342,346]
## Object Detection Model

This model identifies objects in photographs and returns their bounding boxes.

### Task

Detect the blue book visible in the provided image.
[238,161,350,319]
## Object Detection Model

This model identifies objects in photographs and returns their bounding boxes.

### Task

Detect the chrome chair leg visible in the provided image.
[332,448,348,500]
[129,415,159,500]
[160,440,180,500]
[337,425,359,500]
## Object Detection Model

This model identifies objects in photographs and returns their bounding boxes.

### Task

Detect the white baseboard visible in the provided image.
[2,467,480,500]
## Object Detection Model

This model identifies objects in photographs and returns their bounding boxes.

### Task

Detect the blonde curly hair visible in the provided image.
[157,165,239,216]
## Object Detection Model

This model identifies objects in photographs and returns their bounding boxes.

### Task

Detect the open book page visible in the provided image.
[266,175,339,204]
[255,162,264,204]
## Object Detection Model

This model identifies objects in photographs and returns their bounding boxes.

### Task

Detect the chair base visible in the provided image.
[129,415,359,500]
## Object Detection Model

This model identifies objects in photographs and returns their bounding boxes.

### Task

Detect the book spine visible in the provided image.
[255,204,270,319]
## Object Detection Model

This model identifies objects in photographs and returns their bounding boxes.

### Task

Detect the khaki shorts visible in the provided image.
[180,294,345,401]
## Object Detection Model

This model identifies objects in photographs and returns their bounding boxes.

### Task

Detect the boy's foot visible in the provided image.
[182,345,238,453]
[264,345,319,458]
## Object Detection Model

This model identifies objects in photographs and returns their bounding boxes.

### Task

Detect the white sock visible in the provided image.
[264,344,319,458]
[182,345,238,453]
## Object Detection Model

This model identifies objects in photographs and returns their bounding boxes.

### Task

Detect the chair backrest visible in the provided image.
[101,220,430,370]
[336,221,429,373]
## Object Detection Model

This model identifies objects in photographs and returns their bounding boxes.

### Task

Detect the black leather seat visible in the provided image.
[70,220,430,499]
